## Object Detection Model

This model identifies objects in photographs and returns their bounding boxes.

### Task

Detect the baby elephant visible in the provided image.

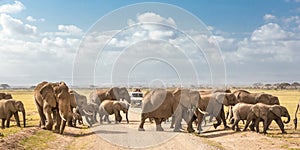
[0,99,26,128]
[68,107,83,127]
[231,103,254,131]
[244,103,290,134]
[99,99,130,124]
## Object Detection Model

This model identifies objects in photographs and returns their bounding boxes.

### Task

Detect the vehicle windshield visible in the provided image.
[132,93,143,97]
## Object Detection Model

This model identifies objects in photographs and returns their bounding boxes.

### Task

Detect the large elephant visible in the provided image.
[244,103,290,134]
[90,87,131,105]
[231,103,254,131]
[99,99,130,124]
[138,89,200,132]
[90,87,131,123]
[187,92,238,134]
[233,90,280,105]
[0,99,26,128]
[34,81,71,134]
[294,99,300,130]
[0,93,13,100]
[228,90,280,121]
[67,90,78,127]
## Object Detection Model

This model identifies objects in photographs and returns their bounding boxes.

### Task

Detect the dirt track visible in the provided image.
[1,108,299,149]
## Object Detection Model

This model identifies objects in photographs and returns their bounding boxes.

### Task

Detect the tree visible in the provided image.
[0,84,10,89]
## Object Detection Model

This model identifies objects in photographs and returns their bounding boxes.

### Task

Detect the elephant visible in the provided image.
[138,88,200,132]
[90,87,131,123]
[0,99,26,128]
[90,87,131,105]
[98,99,130,124]
[187,92,238,134]
[70,90,87,107]
[34,81,71,134]
[244,103,290,134]
[0,93,13,100]
[68,107,83,127]
[294,99,300,130]
[233,90,280,105]
[231,103,254,131]
[67,90,79,127]
[82,102,99,126]
[199,89,231,95]
[228,90,280,122]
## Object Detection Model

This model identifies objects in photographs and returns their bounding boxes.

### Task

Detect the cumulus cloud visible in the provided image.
[0,1,25,14]
[251,23,292,41]
[58,25,83,35]
[26,16,45,22]
[0,13,37,36]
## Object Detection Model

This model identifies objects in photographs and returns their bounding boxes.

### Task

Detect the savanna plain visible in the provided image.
[0,89,299,150]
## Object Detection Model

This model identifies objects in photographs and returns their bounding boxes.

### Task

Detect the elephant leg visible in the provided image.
[43,105,53,130]
[138,113,146,131]
[173,107,183,132]
[170,115,175,128]
[263,119,268,134]
[105,115,111,124]
[187,114,197,133]
[54,111,61,133]
[35,100,46,128]
[274,118,286,134]
[232,118,240,131]
[85,115,93,127]
[213,115,222,129]
[220,107,229,129]
[6,113,12,128]
[60,120,67,134]
[13,112,21,127]
[154,118,164,131]
[243,113,253,131]
[1,119,5,129]
[125,111,129,124]
[99,114,103,124]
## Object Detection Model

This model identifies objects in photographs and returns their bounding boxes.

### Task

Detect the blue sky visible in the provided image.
[1,0,300,87]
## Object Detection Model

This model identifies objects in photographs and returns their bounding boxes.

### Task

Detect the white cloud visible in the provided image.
[0,1,25,14]
[58,25,83,35]
[251,23,292,41]
[136,12,176,27]
[26,16,45,22]
[263,14,276,21]
[0,13,37,36]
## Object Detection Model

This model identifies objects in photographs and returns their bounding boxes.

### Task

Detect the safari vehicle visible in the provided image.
[129,88,143,108]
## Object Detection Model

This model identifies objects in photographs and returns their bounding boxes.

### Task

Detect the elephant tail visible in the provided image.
[295,101,299,119]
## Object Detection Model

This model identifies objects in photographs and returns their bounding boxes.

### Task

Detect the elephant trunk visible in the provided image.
[284,114,290,124]
[22,109,26,127]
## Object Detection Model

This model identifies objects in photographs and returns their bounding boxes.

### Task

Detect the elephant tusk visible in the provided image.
[197,108,209,115]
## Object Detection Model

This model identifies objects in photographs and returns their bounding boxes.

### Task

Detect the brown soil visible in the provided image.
[0,113,299,150]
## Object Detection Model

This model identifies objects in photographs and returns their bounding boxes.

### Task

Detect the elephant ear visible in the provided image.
[69,92,77,108]
[15,101,24,111]
[251,105,260,117]
[270,106,281,118]
[40,83,54,99]
[216,93,226,104]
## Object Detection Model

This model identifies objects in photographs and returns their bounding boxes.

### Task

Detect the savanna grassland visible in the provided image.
[0,89,299,149]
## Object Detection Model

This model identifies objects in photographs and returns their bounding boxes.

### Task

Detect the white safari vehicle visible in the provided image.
[129,89,143,108]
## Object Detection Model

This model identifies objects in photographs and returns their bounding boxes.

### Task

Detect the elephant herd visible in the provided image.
[0,82,299,136]
[33,81,131,134]
[137,89,297,135]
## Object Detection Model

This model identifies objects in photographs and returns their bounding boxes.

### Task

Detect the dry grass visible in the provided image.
[1,88,300,149]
